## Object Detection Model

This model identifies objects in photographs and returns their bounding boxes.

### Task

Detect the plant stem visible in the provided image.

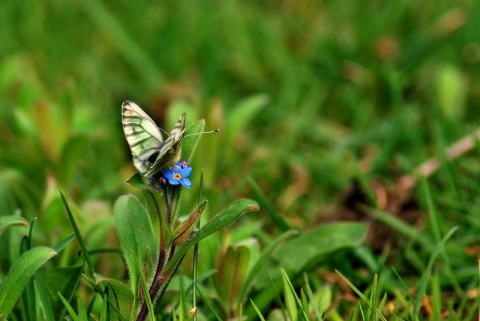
[136,186,179,321]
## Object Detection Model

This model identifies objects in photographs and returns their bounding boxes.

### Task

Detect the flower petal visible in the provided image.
[168,178,180,185]
[163,170,174,179]
[181,167,192,177]
[181,178,192,188]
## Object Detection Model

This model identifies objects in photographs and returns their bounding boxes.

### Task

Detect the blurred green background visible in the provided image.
[2,0,480,318]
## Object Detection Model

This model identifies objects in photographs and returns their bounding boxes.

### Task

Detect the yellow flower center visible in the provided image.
[173,173,182,180]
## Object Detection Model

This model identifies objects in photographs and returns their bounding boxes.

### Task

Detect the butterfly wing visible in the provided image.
[122,100,165,175]
[146,113,186,176]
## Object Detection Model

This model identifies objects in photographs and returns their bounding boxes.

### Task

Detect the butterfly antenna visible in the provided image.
[159,128,169,136]
[185,129,220,138]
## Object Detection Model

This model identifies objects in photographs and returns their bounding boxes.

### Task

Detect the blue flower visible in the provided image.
[162,162,192,188]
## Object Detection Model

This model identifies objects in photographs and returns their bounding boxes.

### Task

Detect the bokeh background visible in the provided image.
[2,0,480,318]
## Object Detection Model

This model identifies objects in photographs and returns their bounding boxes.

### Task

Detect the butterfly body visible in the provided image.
[122,100,186,176]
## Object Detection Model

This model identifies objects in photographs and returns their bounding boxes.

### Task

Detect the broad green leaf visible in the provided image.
[114,195,156,297]
[276,222,367,272]
[165,199,259,272]
[126,174,168,253]
[256,222,368,288]
[0,246,57,319]
[96,279,133,320]
[41,265,83,318]
[140,187,168,254]
[152,199,259,304]
[0,215,28,236]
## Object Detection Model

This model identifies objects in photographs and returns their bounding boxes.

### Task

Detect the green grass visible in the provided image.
[2,0,480,319]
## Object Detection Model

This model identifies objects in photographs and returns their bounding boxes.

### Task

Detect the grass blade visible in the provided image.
[0,247,57,319]
[336,271,388,321]
[60,191,96,279]
[413,227,457,320]
[248,177,290,231]
[58,292,80,321]
[194,283,223,321]
[250,299,267,321]
[237,230,297,305]
[20,236,36,321]
[52,232,76,253]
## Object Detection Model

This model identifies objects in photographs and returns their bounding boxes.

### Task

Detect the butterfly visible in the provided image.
[122,100,186,177]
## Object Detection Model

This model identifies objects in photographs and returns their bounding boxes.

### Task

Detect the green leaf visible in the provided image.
[249,299,267,321]
[140,187,169,253]
[0,215,28,236]
[61,191,96,278]
[165,199,259,272]
[36,270,56,321]
[217,244,251,313]
[173,201,207,246]
[41,265,83,318]
[282,269,298,321]
[114,195,156,299]
[77,298,89,321]
[150,199,259,305]
[0,246,57,319]
[52,233,76,253]
[20,236,36,321]
[336,271,387,321]
[58,292,80,321]
[413,227,457,320]
[132,251,156,321]
[237,230,297,306]
[126,173,151,190]
[194,283,224,321]
[96,279,133,320]
[257,222,368,288]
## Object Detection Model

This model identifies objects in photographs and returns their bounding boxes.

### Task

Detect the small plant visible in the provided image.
[111,101,259,320]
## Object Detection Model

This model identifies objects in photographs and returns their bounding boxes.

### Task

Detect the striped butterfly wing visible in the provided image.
[122,100,186,176]
[146,113,186,176]
[122,100,164,175]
